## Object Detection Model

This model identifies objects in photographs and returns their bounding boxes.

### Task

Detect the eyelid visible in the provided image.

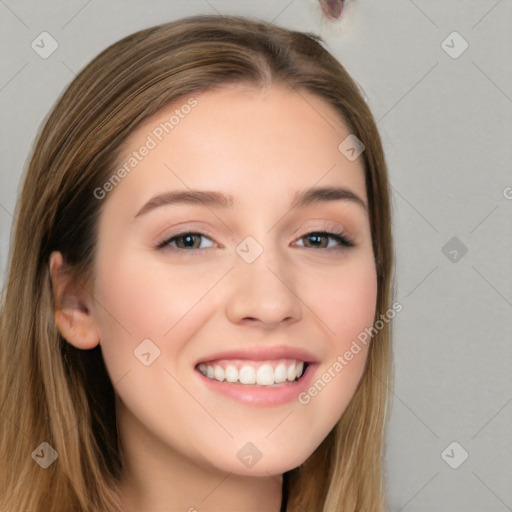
[292,219,353,240]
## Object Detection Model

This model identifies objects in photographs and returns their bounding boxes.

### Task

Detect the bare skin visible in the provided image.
[50,84,377,511]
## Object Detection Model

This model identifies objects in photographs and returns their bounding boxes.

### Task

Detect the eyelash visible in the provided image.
[155,229,355,254]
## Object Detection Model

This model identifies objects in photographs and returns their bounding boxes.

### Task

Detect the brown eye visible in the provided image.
[296,231,354,250]
[174,234,202,249]
[158,232,215,250]
[303,233,329,248]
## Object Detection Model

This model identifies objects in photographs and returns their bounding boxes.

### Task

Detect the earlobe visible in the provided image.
[49,251,100,350]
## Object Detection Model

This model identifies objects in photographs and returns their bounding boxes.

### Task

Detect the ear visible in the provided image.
[49,251,100,349]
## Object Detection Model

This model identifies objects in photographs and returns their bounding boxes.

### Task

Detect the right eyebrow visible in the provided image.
[134,190,234,218]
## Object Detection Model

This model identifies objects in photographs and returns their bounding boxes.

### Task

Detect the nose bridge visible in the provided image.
[225,234,302,326]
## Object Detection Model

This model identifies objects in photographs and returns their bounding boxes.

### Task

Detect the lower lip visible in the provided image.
[195,364,317,406]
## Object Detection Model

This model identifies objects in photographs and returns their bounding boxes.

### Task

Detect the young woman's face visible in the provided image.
[90,84,377,476]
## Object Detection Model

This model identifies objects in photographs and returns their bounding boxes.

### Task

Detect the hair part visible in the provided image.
[0,14,393,511]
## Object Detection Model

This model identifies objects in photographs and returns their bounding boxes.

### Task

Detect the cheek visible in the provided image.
[311,254,378,346]
[298,255,377,415]
[90,253,224,378]
[93,252,212,335]
[89,254,170,381]
[333,267,378,348]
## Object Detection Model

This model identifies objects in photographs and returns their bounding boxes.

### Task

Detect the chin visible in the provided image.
[206,444,316,478]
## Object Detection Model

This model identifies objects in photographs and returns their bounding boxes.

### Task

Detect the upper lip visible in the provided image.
[195,345,320,365]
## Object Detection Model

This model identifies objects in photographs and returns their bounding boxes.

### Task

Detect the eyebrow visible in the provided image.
[134,186,367,218]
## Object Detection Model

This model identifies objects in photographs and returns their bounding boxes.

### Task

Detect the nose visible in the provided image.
[224,246,302,329]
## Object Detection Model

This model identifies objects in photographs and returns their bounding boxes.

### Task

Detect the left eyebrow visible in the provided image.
[133,186,367,219]
[291,186,367,212]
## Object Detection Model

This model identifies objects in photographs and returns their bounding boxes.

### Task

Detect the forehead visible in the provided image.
[107,83,367,213]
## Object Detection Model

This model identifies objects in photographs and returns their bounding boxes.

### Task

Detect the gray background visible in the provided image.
[1,1,511,510]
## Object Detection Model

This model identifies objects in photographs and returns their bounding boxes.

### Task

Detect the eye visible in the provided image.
[155,229,355,253]
[294,231,354,251]
[157,232,215,250]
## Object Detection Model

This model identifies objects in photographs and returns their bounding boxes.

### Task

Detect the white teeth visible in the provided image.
[239,365,256,384]
[256,364,274,386]
[274,363,287,383]
[296,362,304,379]
[197,359,307,386]
[286,362,296,382]
[213,365,225,382]
[225,364,238,383]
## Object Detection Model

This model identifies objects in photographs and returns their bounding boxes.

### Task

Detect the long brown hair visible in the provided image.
[0,14,393,511]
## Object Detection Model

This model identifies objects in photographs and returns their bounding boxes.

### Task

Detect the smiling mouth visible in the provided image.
[196,359,308,387]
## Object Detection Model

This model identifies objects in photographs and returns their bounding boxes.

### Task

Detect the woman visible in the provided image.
[0,14,394,511]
